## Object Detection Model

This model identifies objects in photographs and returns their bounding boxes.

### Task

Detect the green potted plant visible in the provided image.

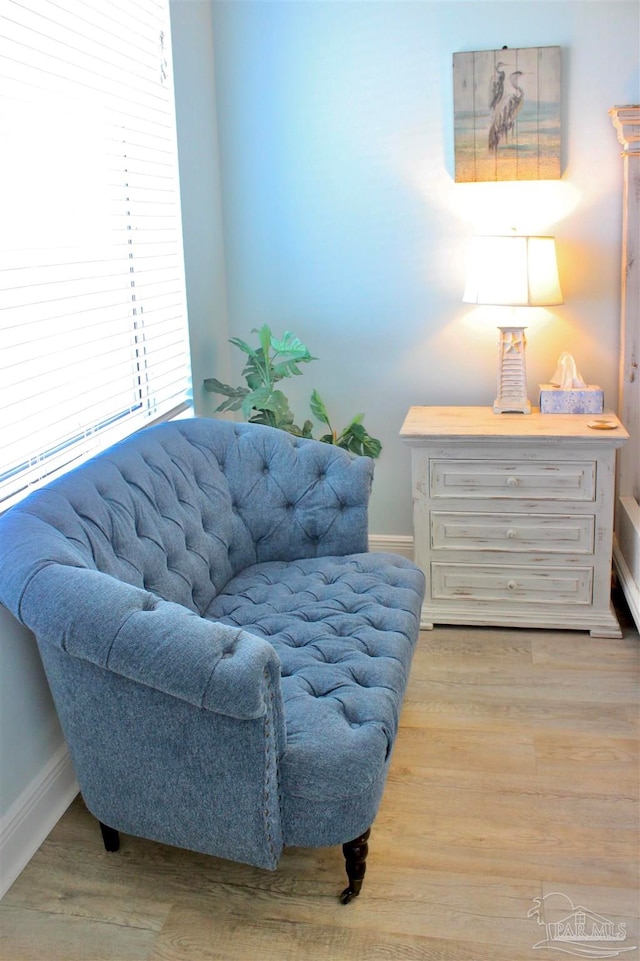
[204,325,382,458]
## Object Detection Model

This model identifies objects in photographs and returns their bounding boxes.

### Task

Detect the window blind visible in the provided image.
[0,0,191,508]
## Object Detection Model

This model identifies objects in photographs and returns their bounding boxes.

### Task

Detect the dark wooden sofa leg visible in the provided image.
[339,827,371,904]
[99,821,120,852]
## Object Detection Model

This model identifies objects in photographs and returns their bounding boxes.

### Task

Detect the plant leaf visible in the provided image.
[272,360,307,379]
[247,410,276,428]
[245,362,267,390]
[241,387,295,426]
[214,396,245,413]
[255,325,273,361]
[203,378,247,400]
[228,336,259,360]
[271,330,313,360]
[359,434,382,458]
[333,419,382,458]
[270,331,316,380]
[309,389,331,427]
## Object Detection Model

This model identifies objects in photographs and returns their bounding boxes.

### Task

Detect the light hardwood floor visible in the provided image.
[2,593,638,961]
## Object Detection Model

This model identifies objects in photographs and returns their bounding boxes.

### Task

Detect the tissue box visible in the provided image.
[539,384,604,414]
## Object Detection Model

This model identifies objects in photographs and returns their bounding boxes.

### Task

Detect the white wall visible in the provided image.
[170,0,232,414]
[0,606,79,895]
[173,0,639,536]
[0,609,65,815]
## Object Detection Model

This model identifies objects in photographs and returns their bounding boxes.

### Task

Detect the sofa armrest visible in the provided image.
[11,562,286,870]
[18,563,283,723]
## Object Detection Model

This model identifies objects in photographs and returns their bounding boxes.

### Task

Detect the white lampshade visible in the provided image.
[463,235,563,307]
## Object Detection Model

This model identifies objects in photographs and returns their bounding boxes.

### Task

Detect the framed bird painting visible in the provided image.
[453,46,561,182]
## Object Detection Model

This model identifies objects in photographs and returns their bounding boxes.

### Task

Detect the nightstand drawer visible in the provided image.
[431,512,595,553]
[430,460,596,501]
[431,563,593,604]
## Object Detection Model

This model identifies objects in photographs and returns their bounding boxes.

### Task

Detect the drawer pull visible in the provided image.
[506,476,519,488]
[506,529,517,539]
[507,580,518,591]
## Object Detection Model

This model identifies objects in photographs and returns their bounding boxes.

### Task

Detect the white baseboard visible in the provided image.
[614,537,640,633]
[0,744,78,899]
[368,534,415,560]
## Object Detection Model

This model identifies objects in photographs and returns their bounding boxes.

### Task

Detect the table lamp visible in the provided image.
[463,235,563,413]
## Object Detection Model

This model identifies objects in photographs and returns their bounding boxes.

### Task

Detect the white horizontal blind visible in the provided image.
[0,0,191,507]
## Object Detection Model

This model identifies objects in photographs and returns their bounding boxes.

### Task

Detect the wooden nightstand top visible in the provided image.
[400,406,629,445]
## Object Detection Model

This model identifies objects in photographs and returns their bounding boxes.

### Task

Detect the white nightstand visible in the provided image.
[400,406,629,637]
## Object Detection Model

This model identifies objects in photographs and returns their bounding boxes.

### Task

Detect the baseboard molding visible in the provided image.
[614,537,640,632]
[368,534,415,560]
[0,744,78,899]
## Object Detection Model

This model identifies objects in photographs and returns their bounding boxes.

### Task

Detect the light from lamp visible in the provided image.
[463,235,563,307]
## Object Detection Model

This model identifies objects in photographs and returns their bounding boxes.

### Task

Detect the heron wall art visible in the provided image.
[453,46,561,183]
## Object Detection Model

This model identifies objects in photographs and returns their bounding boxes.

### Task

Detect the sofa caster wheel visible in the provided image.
[340,827,370,904]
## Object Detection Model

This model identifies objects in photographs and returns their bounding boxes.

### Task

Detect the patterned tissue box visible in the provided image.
[539,384,604,414]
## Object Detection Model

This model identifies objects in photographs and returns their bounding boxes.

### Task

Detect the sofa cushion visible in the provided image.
[205,552,424,841]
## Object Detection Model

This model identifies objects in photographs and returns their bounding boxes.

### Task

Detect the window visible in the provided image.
[0,0,191,508]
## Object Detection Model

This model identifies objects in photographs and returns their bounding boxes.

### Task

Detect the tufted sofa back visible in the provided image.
[2,419,374,616]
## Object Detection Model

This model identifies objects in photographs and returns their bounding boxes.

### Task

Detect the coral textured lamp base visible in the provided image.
[494,326,531,414]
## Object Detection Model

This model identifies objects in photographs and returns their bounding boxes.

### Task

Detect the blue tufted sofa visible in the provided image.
[0,417,425,901]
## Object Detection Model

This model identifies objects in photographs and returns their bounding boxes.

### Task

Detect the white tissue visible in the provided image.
[550,352,586,389]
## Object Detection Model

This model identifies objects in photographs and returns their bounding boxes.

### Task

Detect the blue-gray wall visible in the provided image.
[174,0,639,538]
